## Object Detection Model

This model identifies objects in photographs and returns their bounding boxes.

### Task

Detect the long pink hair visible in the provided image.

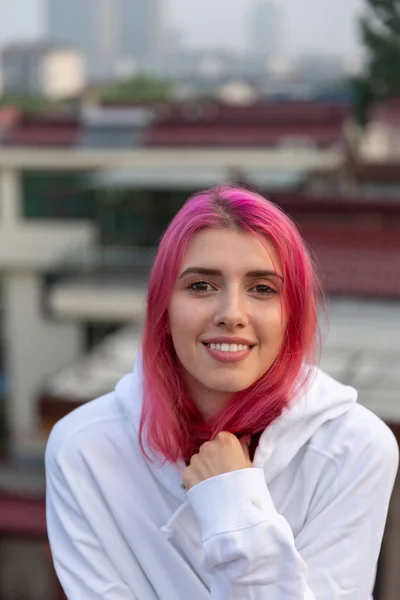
[140,185,322,463]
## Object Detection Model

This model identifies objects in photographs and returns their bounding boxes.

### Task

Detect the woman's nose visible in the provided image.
[213,289,248,330]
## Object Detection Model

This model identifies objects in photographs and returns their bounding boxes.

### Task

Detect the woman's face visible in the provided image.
[168,228,287,419]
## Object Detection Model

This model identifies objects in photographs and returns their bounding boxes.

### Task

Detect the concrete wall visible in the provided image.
[0,167,95,456]
[360,122,400,161]
[3,274,84,455]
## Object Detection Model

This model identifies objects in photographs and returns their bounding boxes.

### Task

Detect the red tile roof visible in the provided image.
[0,106,20,128]
[0,101,349,148]
[1,116,80,147]
[353,162,400,182]
[102,100,350,122]
[154,100,349,123]
[300,226,400,298]
[145,101,349,148]
[0,494,46,537]
[369,97,400,128]
[145,123,343,148]
[269,192,400,213]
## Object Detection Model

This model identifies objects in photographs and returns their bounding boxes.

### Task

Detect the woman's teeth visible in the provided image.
[206,343,250,352]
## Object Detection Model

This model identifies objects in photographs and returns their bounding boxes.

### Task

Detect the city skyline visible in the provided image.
[248,1,283,58]
[0,0,365,60]
[168,0,365,59]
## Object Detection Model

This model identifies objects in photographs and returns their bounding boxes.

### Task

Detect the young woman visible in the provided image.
[46,185,398,599]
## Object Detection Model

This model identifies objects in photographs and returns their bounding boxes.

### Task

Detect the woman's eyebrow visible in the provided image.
[179,267,222,278]
[245,270,283,281]
[179,267,283,280]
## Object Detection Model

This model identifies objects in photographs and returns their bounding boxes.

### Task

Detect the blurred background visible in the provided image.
[0,0,399,598]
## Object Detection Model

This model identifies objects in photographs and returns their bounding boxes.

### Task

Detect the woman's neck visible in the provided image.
[187,381,234,421]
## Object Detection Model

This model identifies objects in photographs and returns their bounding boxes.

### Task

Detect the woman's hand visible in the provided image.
[183,432,252,491]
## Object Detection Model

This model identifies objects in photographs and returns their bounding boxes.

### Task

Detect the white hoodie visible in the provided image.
[46,359,398,600]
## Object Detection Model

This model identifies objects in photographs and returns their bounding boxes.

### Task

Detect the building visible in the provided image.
[0,106,19,139]
[46,0,163,79]
[160,49,272,90]
[0,99,351,241]
[0,153,96,460]
[352,97,400,196]
[118,0,163,73]
[248,0,283,59]
[293,54,346,84]
[46,0,118,79]
[143,100,349,150]
[79,105,153,148]
[0,42,85,100]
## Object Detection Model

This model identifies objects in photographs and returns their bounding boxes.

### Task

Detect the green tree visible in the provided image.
[0,95,57,112]
[98,74,173,103]
[354,0,400,123]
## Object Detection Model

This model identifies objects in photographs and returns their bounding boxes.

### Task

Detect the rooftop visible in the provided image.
[0,100,351,150]
[144,100,349,148]
[303,226,400,298]
[369,97,400,128]
[1,40,79,55]
[1,115,80,147]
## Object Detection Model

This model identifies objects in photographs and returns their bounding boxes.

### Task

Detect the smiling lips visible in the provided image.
[202,338,255,363]
[206,342,250,352]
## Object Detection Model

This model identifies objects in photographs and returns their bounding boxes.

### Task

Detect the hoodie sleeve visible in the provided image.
[46,433,137,600]
[187,429,398,600]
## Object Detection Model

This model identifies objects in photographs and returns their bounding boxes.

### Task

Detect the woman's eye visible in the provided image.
[188,281,214,292]
[251,284,277,295]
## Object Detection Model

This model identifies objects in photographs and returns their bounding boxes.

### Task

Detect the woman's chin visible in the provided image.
[204,377,254,395]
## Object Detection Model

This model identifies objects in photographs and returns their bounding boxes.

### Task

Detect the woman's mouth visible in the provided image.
[204,342,251,352]
[202,342,254,363]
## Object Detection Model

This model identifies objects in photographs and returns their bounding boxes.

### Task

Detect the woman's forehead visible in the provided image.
[180,228,282,274]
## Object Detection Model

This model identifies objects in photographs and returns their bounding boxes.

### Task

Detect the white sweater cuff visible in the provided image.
[187,468,277,541]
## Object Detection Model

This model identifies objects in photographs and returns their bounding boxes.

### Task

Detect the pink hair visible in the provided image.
[140,185,323,463]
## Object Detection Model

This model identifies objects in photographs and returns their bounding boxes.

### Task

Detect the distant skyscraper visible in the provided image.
[46,0,118,79]
[119,0,163,68]
[248,0,283,58]
[46,0,163,79]
[0,41,85,99]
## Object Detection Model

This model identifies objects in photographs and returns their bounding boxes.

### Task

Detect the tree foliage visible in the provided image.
[98,74,173,102]
[0,95,59,112]
[354,0,400,123]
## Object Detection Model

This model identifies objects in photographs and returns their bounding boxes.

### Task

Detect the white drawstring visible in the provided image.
[160,500,190,539]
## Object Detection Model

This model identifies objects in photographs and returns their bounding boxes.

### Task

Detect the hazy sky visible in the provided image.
[0,0,43,42]
[168,0,365,57]
[0,0,365,58]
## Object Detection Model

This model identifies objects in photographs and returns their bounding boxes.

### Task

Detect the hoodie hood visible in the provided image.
[116,353,358,490]
[252,367,357,482]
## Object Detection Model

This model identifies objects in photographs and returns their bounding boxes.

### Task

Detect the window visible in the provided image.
[22,171,96,220]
